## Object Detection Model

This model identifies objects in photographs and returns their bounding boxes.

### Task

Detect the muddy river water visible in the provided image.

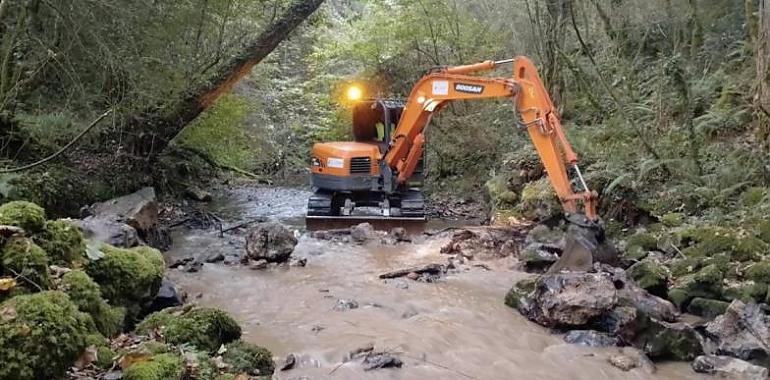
[165,187,709,380]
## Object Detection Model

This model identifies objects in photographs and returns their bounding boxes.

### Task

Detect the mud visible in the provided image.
[166,186,708,380]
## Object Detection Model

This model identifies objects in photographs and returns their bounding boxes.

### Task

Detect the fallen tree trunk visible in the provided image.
[379,264,445,279]
[126,0,325,156]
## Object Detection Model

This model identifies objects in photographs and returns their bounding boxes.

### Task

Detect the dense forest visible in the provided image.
[1,0,770,379]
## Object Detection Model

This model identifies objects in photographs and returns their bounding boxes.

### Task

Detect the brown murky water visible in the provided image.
[166,187,709,380]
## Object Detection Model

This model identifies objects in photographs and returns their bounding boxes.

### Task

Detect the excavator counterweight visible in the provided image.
[306,57,616,268]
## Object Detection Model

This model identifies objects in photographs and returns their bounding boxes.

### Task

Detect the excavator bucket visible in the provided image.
[305,215,426,234]
[547,216,618,273]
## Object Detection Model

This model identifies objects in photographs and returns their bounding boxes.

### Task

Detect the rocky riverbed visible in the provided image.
[161,185,715,380]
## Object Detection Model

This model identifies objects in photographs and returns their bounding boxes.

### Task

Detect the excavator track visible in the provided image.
[305,189,426,233]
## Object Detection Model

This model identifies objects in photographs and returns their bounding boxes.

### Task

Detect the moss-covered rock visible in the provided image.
[660,212,685,227]
[759,220,770,244]
[745,261,770,284]
[0,201,45,232]
[513,178,562,222]
[485,175,518,209]
[60,270,125,337]
[85,334,116,369]
[687,297,729,319]
[741,187,767,207]
[732,237,769,262]
[34,219,86,265]
[85,244,164,320]
[222,340,274,376]
[721,281,768,303]
[627,259,669,297]
[667,264,724,309]
[137,307,242,352]
[504,277,537,310]
[626,232,658,251]
[123,353,183,380]
[679,227,738,258]
[0,291,94,380]
[2,237,51,290]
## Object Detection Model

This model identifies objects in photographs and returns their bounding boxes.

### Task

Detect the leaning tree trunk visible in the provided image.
[127,0,325,157]
[758,0,770,151]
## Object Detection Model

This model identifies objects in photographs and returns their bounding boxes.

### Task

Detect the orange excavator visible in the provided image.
[306,56,609,262]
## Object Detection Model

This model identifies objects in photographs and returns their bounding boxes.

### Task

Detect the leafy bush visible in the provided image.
[123,353,183,380]
[222,340,274,376]
[2,237,51,290]
[0,201,45,232]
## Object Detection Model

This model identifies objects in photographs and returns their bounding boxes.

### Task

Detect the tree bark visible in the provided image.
[126,0,325,156]
[758,0,770,149]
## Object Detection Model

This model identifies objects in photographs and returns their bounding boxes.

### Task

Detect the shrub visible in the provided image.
[137,307,241,352]
[0,201,45,232]
[34,219,86,265]
[222,340,274,376]
[2,237,51,290]
[123,353,183,380]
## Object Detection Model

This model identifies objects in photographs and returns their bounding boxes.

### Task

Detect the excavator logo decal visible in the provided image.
[454,83,484,94]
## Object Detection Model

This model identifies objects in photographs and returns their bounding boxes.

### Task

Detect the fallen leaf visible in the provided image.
[119,352,151,369]
[0,306,16,321]
[0,277,16,292]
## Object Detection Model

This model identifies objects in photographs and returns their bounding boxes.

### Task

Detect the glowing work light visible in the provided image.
[347,85,363,101]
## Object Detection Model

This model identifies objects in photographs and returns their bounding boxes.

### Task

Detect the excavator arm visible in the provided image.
[384,56,599,222]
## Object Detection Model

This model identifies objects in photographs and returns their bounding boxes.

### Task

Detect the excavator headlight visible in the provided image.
[311,157,321,167]
[347,85,363,101]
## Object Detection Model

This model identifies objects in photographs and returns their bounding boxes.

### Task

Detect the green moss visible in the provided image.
[2,237,51,290]
[667,264,724,309]
[61,270,127,337]
[137,307,242,352]
[34,219,86,265]
[745,261,770,283]
[85,244,164,321]
[759,220,770,244]
[0,201,45,232]
[504,277,536,309]
[721,281,767,303]
[733,237,768,262]
[222,340,274,376]
[626,232,658,251]
[660,213,685,227]
[687,297,729,319]
[0,291,94,380]
[123,353,183,380]
[485,175,517,209]
[627,259,669,296]
[669,257,703,277]
[513,178,562,222]
[2,166,107,217]
[95,346,117,369]
[741,186,767,207]
[176,93,256,169]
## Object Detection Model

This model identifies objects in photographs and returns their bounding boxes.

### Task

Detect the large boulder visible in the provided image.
[136,306,242,352]
[517,272,617,328]
[2,237,51,291]
[607,265,679,322]
[626,259,669,297]
[85,245,165,320]
[701,300,770,366]
[244,222,297,263]
[81,187,170,249]
[692,355,769,379]
[0,291,94,380]
[632,318,702,361]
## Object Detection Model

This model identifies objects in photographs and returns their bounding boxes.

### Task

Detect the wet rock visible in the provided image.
[692,355,769,379]
[333,299,359,311]
[594,306,638,342]
[517,272,617,328]
[564,330,619,347]
[82,187,170,250]
[351,223,375,243]
[280,353,297,371]
[184,186,212,202]
[504,277,537,310]
[702,300,770,366]
[185,260,203,273]
[667,264,723,310]
[379,263,444,279]
[548,223,618,273]
[204,252,224,263]
[525,224,565,247]
[633,318,702,361]
[249,259,268,270]
[145,278,183,314]
[289,257,307,267]
[362,352,403,371]
[244,222,297,263]
[607,347,656,373]
[520,243,560,272]
[687,297,729,319]
[169,256,194,269]
[390,227,409,242]
[76,218,139,248]
[607,266,679,322]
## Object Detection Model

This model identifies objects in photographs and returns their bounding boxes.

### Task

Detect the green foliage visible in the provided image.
[123,353,183,380]
[85,245,164,321]
[2,237,51,290]
[0,201,45,232]
[222,340,275,376]
[512,178,562,222]
[137,307,242,352]
[34,220,86,265]
[0,291,94,380]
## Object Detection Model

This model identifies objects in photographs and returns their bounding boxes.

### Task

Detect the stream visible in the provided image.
[165,186,709,380]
